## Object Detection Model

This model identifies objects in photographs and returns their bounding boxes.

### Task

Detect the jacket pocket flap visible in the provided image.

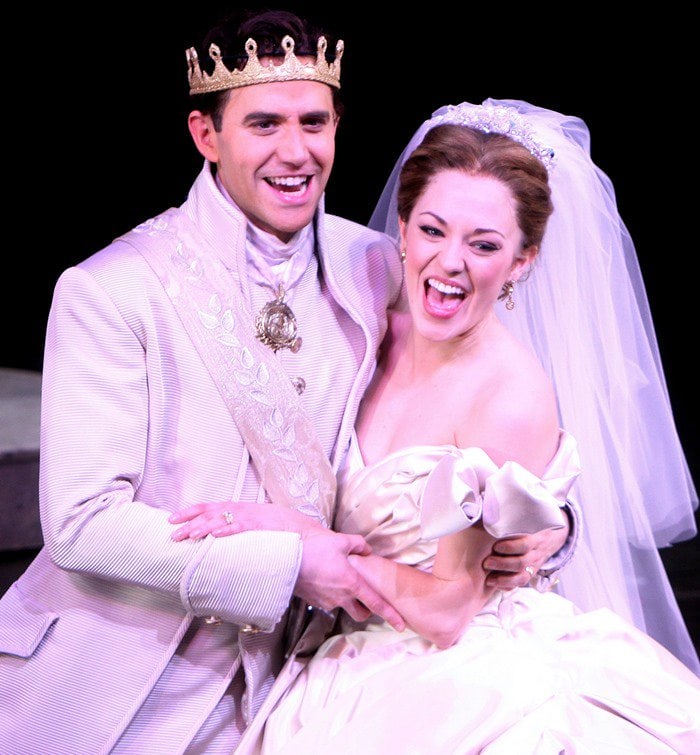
[0,584,58,658]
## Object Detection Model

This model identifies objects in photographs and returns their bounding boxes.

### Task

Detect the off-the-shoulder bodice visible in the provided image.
[256,434,700,755]
[335,430,581,572]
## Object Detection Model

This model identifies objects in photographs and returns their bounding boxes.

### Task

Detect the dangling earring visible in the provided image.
[400,247,406,263]
[501,281,515,310]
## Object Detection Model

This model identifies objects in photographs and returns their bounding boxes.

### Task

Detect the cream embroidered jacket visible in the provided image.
[0,162,403,754]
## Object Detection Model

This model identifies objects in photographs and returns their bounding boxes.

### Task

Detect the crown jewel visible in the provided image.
[186,34,344,95]
[430,104,556,171]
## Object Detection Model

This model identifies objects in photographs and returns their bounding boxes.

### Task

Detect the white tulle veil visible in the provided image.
[369,99,699,671]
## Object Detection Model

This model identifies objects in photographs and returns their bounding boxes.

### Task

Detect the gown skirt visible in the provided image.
[258,433,700,754]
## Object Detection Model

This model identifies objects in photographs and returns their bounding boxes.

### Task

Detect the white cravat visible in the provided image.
[245,221,315,297]
[214,171,316,294]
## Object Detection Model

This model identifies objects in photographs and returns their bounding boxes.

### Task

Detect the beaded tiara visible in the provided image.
[186,34,344,95]
[429,103,556,171]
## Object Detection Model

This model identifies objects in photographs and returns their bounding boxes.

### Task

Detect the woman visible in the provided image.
[225,101,699,753]
[370,99,699,671]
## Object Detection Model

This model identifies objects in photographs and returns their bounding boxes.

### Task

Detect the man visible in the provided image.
[0,10,575,752]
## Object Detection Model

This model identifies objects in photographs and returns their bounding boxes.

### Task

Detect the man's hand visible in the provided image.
[169,501,405,632]
[482,526,568,590]
[295,528,405,632]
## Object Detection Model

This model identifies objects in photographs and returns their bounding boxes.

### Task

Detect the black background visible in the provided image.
[8,5,696,502]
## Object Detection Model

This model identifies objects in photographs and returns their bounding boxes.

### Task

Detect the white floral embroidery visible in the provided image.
[138,215,331,525]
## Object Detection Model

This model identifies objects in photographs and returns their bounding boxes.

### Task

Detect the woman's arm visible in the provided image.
[349,523,498,649]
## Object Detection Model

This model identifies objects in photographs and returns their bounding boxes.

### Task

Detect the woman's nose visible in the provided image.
[436,239,467,274]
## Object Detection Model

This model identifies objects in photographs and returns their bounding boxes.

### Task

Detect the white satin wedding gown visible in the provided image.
[259,431,700,754]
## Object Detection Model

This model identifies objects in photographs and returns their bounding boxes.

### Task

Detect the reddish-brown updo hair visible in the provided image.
[397,124,553,251]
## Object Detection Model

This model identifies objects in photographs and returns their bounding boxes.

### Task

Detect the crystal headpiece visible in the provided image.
[186,34,344,95]
[429,104,556,171]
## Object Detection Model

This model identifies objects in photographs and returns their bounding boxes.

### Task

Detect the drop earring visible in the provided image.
[501,281,515,310]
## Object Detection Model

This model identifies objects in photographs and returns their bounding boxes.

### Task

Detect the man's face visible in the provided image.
[200,79,338,242]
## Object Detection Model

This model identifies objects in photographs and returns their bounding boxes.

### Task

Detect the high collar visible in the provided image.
[245,221,315,293]
[182,161,326,288]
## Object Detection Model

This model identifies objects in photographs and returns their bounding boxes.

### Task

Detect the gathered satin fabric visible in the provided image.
[256,432,700,754]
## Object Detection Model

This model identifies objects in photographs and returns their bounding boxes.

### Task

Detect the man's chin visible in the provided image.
[274,208,317,236]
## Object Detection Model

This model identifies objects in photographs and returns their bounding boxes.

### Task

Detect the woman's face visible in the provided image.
[399,169,533,343]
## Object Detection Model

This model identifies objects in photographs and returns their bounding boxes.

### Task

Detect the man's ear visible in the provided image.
[188,111,219,162]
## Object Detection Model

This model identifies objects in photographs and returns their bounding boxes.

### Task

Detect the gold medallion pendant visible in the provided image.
[255,286,302,353]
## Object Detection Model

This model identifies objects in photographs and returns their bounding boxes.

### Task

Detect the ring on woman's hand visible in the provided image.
[223,511,234,525]
[525,565,536,577]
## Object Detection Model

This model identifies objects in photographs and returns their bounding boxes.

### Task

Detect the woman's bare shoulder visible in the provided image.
[457,331,559,474]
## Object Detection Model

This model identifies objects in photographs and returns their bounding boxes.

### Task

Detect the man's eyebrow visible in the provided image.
[242,111,282,124]
[300,110,332,121]
[242,110,332,124]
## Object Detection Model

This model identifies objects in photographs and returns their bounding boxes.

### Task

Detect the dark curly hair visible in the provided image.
[189,9,344,130]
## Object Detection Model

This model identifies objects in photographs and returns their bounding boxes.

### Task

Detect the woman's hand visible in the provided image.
[169,500,325,541]
[482,525,568,589]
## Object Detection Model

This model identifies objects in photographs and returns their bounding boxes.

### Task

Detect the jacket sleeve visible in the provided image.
[536,496,582,588]
[39,261,300,631]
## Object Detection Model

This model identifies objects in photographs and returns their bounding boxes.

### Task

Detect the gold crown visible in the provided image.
[186,34,344,95]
